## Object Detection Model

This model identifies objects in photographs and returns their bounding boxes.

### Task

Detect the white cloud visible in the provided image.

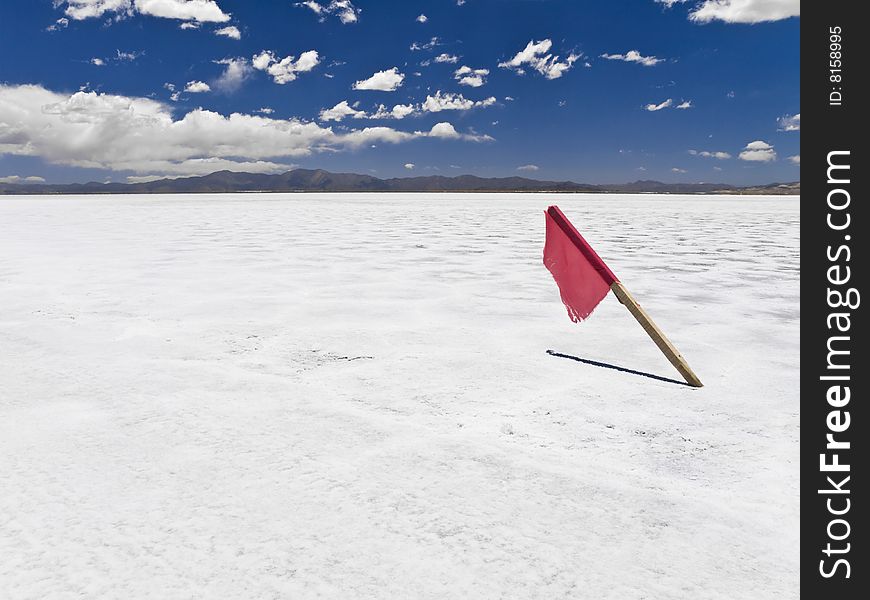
[370,103,417,120]
[433,53,459,64]
[644,99,673,111]
[738,140,777,162]
[788,154,800,165]
[498,39,581,79]
[777,113,800,131]
[408,36,442,51]
[184,80,211,93]
[214,25,240,39]
[320,92,494,123]
[421,91,496,113]
[426,122,491,142]
[409,37,441,51]
[59,0,231,23]
[655,0,689,7]
[689,149,731,159]
[255,107,274,114]
[319,100,366,122]
[295,1,360,24]
[179,21,199,29]
[136,0,230,22]
[404,163,415,169]
[416,14,427,23]
[388,104,415,119]
[517,164,539,172]
[454,66,489,87]
[600,50,663,66]
[676,100,693,109]
[116,50,144,61]
[60,0,133,20]
[671,167,687,173]
[90,50,142,65]
[47,17,70,31]
[352,67,405,91]
[213,57,253,92]
[0,175,46,184]
[0,84,489,179]
[688,0,799,24]
[252,50,320,84]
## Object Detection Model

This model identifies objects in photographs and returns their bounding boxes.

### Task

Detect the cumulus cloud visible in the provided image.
[318,92,495,123]
[184,80,211,93]
[655,0,798,23]
[404,163,415,169]
[410,37,441,51]
[47,17,70,31]
[498,39,580,79]
[0,175,46,184]
[454,66,489,87]
[788,155,800,165]
[689,149,731,159]
[295,1,360,24]
[370,103,416,119]
[433,53,459,64]
[319,100,366,122]
[600,50,663,66]
[0,84,488,179]
[116,50,144,61]
[421,91,496,113]
[671,167,687,173]
[352,67,405,91]
[644,99,673,111]
[675,100,693,109]
[252,50,320,84]
[777,113,800,131]
[738,140,777,162]
[59,0,134,20]
[416,14,427,23]
[517,164,539,172]
[688,0,799,24]
[213,57,253,92]
[426,122,491,142]
[137,0,229,21]
[59,0,231,23]
[89,50,143,66]
[214,25,240,39]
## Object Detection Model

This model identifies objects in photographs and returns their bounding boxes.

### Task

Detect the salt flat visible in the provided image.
[0,193,799,599]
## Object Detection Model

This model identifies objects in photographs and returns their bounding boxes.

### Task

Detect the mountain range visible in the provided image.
[1,169,800,195]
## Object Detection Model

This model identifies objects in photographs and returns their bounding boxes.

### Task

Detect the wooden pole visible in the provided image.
[610,281,703,387]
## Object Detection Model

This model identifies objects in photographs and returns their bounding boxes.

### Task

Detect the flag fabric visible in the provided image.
[543,205,619,322]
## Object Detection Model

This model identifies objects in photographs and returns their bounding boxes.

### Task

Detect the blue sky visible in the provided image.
[0,0,799,185]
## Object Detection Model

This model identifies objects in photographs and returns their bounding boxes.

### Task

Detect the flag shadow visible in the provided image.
[546,350,692,387]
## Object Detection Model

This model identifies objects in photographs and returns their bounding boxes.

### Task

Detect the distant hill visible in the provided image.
[1,169,799,195]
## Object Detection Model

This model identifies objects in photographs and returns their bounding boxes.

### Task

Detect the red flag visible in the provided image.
[543,205,619,322]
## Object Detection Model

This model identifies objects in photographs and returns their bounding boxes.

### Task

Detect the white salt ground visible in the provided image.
[0,193,799,599]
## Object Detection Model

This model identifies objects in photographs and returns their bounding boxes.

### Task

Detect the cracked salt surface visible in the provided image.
[0,193,798,599]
